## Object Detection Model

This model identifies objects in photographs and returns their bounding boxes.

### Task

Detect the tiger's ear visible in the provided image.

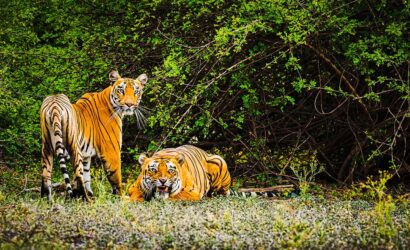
[177,154,185,165]
[109,71,121,82]
[138,154,147,165]
[137,73,148,86]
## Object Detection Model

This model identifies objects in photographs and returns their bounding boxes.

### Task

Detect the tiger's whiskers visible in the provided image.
[134,106,148,129]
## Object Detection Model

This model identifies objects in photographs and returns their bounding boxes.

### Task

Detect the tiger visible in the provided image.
[40,71,148,201]
[128,145,280,202]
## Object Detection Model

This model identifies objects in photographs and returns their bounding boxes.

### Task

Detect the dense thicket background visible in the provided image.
[0,0,409,184]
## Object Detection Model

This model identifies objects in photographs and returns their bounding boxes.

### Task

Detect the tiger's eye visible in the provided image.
[117,87,124,95]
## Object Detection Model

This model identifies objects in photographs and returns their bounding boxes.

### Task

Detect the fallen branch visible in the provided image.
[23,183,65,193]
[238,185,295,193]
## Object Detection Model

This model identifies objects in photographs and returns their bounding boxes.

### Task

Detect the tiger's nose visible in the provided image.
[159,178,167,184]
[125,102,134,108]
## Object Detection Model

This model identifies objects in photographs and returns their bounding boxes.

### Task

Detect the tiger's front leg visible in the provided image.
[169,189,202,201]
[103,154,123,196]
[129,188,144,202]
[71,143,91,202]
[128,177,145,202]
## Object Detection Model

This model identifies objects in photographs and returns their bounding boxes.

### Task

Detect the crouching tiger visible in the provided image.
[128,145,229,201]
[128,145,278,202]
[40,71,148,201]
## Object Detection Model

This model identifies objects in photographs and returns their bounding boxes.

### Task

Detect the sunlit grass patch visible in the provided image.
[1,192,410,249]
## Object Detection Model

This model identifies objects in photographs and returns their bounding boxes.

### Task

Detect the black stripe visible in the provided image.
[207,158,223,168]
[60,166,68,174]
[107,169,117,177]
[90,96,118,150]
[77,103,95,153]
[97,93,122,143]
[220,168,229,183]
[64,106,70,149]
[188,149,206,184]
[79,99,108,154]
[184,151,204,194]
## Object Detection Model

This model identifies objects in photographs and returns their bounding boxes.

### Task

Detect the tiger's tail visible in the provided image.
[51,108,74,198]
[228,189,278,198]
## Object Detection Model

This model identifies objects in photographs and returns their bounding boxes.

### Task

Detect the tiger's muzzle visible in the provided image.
[122,105,136,115]
[153,178,172,199]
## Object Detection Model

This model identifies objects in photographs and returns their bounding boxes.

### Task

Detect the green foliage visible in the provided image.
[283,151,324,185]
[0,190,4,203]
[0,0,408,183]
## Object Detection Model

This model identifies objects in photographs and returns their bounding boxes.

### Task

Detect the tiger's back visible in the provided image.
[167,145,231,197]
[40,94,78,152]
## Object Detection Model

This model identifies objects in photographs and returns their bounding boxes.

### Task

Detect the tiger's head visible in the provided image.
[138,153,184,200]
[109,71,148,117]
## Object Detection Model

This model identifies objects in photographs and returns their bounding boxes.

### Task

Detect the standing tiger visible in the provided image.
[40,71,148,200]
[128,145,231,202]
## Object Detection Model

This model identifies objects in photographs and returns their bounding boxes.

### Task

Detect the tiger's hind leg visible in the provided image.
[41,139,74,200]
[71,143,90,201]
[44,106,74,200]
[41,145,53,200]
[206,154,231,196]
[41,124,73,200]
[52,119,74,199]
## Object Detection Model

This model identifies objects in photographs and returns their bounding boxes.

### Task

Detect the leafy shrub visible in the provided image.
[357,171,397,243]
[0,0,408,183]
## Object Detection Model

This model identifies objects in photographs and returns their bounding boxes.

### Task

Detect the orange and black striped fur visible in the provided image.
[128,145,231,201]
[40,71,148,200]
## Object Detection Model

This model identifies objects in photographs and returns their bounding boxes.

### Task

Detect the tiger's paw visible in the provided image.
[41,183,52,201]
[71,188,92,202]
[121,195,131,202]
[86,189,94,197]
[143,185,156,201]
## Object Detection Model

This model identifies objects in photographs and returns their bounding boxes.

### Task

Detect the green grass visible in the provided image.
[1,166,410,249]
[1,192,409,249]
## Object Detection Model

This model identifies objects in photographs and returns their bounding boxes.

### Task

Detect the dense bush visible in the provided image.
[0,0,408,183]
